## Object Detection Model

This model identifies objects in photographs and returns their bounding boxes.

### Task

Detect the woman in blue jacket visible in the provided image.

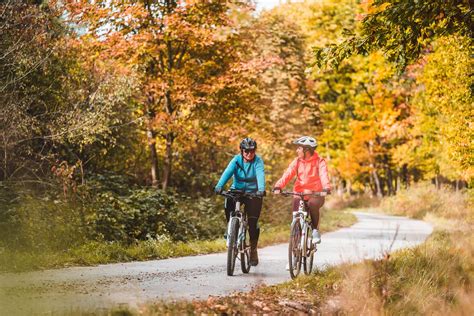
[214,137,265,266]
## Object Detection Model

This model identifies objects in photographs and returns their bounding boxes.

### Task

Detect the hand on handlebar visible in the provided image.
[214,187,223,195]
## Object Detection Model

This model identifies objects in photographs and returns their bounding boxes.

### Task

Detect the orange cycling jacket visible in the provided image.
[274,153,331,192]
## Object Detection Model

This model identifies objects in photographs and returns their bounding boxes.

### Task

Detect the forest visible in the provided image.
[0,0,472,265]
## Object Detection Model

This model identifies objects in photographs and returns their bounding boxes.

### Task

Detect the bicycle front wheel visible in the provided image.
[288,220,302,279]
[240,225,251,274]
[303,224,314,275]
[227,218,239,276]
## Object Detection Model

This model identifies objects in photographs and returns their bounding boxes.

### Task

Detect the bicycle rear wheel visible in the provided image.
[288,220,302,279]
[240,226,251,273]
[227,218,239,276]
[303,225,314,275]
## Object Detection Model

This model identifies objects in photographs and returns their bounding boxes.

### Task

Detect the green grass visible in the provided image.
[0,208,356,272]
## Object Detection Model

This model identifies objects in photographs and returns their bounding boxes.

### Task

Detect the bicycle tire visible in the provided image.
[303,225,314,275]
[240,225,251,273]
[288,220,302,279]
[227,218,239,276]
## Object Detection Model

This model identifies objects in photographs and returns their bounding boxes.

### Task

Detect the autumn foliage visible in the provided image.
[0,0,472,256]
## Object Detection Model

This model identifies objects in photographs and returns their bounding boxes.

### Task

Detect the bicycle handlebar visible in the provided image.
[219,190,264,199]
[279,191,329,197]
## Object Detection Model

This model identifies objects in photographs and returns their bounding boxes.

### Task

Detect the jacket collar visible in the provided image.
[241,154,256,163]
[299,152,319,163]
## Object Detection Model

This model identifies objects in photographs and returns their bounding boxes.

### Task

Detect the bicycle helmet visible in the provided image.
[240,137,257,151]
[293,136,318,148]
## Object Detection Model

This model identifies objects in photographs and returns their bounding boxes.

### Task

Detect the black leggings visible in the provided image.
[292,196,325,229]
[225,197,262,241]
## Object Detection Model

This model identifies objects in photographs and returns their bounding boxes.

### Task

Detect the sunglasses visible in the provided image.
[243,149,255,154]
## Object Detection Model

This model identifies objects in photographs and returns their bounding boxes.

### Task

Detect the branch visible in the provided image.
[0,49,54,93]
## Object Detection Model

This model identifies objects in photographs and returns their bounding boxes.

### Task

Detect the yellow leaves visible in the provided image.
[412,35,473,180]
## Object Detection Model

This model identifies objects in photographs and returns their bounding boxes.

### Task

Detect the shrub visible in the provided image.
[87,188,180,243]
[0,182,22,248]
[0,182,89,251]
[175,196,223,240]
[0,174,227,252]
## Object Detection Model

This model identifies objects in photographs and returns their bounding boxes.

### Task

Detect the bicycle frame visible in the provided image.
[226,200,248,252]
[291,199,313,258]
[221,190,259,250]
[219,190,260,276]
[280,190,328,278]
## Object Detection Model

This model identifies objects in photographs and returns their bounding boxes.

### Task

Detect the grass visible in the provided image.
[106,184,473,315]
[266,185,473,315]
[0,207,356,272]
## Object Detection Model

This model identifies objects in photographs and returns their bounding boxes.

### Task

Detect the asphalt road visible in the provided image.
[0,212,433,315]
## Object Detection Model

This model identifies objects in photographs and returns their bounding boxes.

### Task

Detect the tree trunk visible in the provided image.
[346,179,352,195]
[337,180,344,197]
[2,132,7,181]
[434,173,440,190]
[368,173,375,196]
[365,182,372,197]
[145,94,160,187]
[332,174,338,195]
[402,164,409,188]
[380,176,386,196]
[147,127,159,187]
[78,159,84,185]
[386,167,393,195]
[372,170,383,198]
[162,132,174,190]
[396,168,401,193]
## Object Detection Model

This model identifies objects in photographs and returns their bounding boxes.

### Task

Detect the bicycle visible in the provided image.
[219,190,262,276]
[280,191,328,279]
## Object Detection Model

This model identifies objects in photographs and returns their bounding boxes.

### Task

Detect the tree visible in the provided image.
[0,1,134,183]
[65,0,264,190]
[314,0,473,69]
[248,10,321,183]
[311,0,473,189]
[408,35,473,184]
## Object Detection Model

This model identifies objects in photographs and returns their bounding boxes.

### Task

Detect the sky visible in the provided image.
[255,0,282,11]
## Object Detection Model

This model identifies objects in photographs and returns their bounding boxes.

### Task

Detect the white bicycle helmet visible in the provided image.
[293,136,318,148]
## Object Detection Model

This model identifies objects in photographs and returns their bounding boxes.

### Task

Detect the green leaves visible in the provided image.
[315,0,473,70]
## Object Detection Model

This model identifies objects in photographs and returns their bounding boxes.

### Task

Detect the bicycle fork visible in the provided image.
[227,201,242,248]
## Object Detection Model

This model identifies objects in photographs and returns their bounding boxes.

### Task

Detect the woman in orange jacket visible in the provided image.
[273,136,331,244]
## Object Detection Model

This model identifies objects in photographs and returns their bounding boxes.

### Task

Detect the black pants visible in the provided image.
[225,197,262,242]
[292,196,325,229]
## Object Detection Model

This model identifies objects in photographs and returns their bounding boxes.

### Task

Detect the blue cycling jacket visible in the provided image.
[215,154,265,192]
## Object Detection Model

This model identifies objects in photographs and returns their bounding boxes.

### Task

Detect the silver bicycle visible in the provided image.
[281,191,327,279]
[219,190,261,276]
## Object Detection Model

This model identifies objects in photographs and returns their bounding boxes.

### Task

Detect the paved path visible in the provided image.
[0,212,433,315]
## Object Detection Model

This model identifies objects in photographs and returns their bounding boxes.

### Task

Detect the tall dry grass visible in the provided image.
[381,183,473,222]
[325,193,381,211]
[329,230,473,315]
[322,184,474,315]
